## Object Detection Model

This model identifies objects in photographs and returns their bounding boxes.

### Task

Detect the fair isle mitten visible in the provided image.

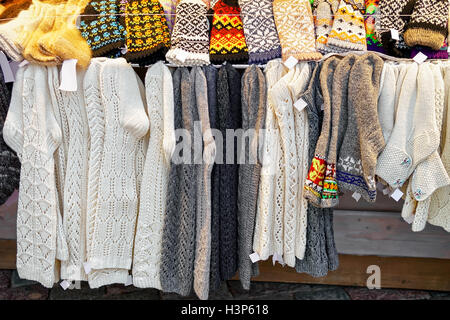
[239,0,282,64]
[160,0,179,33]
[273,0,322,61]
[326,0,367,52]
[312,0,340,54]
[404,0,449,50]
[365,0,385,53]
[377,0,416,57]
[166,0,210,66]
[209,0,249,63]
[79,0,126,57]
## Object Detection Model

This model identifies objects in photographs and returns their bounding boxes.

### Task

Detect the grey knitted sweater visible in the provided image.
[160,68,198,296]
[238,65,266,290]
[295,62,339,277]
[0,71,19,205]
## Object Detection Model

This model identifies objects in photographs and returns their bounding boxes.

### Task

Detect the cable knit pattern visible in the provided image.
[238,65,266,290]
[132,62,174,290]
[87,58,149,272]
[3,65,62,288]
[160,68,198,296]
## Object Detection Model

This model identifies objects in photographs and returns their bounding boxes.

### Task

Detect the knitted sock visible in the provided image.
[312,0,340,54]
[122,0,171,63]
[159,0,178,33]
[166,0,211,66]
[326,0,367,52]
[377,0,416,57]
[239,0,282,64]
[209,0,248,63]
[79,0,126,57]
[273,0,322,61]
[365,0,385,53]
[404,0,449,50]
[37,0,92,69]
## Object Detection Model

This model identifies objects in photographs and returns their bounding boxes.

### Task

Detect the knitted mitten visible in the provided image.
[273,0,322,61]
[404,0,449,50]
[166,0,211,66]
[410,41,449,59]
[209,0,248,63]
[312,0,340,54]
[159,0,179,33]
[38,0,92,69]
[304,57,340,207]
[239,0,282,64]
[377,0,416,57]
[326,0,367,52]
[365,0,385,53]
[0,0,32,23]
[79,0,126,57]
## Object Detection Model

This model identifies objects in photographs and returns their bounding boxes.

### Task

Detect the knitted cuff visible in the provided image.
[88,269,129,288]
[376,143,413,188]
[410,42,449,60]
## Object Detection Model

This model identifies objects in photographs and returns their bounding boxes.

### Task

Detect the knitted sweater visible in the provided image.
[238,65,266,290]
[132,61,174,290]
[0,70,19,206]
[160,68,198,296]
[87,58,149,276]
[3,65,63,288]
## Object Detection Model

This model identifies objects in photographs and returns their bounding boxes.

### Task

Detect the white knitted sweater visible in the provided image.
[3,65,63,288]
[132,61,174,290]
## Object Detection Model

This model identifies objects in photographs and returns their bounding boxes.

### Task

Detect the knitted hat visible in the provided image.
[404,0,449,50]
[159,0,178,33]
[209,0,249,63]
[365,0,386,53]
[376,62,440,189]
[38,0,92,69]
[326,0,367,52]
[377,0,416,57]
[410,41,449,59]
[79,0,126,57]
[312,0,340,54]
[0,0,32,23]
[273,0,322,61]
[350,53,385,200]
[122,0,171,64]
[304,56,340,207]
[239,0,282,64]
[166,0,211,66]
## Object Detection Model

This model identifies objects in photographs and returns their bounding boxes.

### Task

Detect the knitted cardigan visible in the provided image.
[86,58,149,287]
[238,65,266,290]
[215,62,242,281]
[3,65,63,288]
[160,68,198,296]
[132,61,174,290]
[295,61,339,277]
[0,70,19,206]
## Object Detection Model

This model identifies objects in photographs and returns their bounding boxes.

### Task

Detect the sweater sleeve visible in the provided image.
[3,67,24,159]
[162,65,176,163]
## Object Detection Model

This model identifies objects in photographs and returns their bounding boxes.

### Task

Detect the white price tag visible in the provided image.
[249,252,261,263]
[284,56,298,69]
[390,188,404,202]
[60,280,71,290]
[125,275,133,286]
[18,60,29,67]
[413,52,427,64]
[321,104,325,111]
[390,29,400,41]
[83,262,92,274]
[294,98,308,112]
[59,59,78,91]
[176,51,189,63]
[352,192,361,202]
[0,51,14,83]
[272,253,284,266]
[120,45,128,55]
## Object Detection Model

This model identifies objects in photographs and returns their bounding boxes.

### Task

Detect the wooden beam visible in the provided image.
[0,239,15,269]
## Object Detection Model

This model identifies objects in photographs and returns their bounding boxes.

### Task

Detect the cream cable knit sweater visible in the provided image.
[254,59,287,262]
[132,62,174,290]
[3,65,63,288]
[87,58,149,274]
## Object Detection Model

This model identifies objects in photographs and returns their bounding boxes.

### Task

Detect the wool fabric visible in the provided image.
[209,0,248,63]
[3,65,63,288]
[166,0,211,66]
[365,0,385,53]
[160,68,198,296]
[80,0,126,57]
[404,0,449,50]
[326,0,367,52]
[410,42,449,60]
[160,0,179,33]
[238,0,282,64]
[132,62,174,290]
[122,0,171,64]
[238,65,266,290]
[273,0,323,61]
[312,0,340,54]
